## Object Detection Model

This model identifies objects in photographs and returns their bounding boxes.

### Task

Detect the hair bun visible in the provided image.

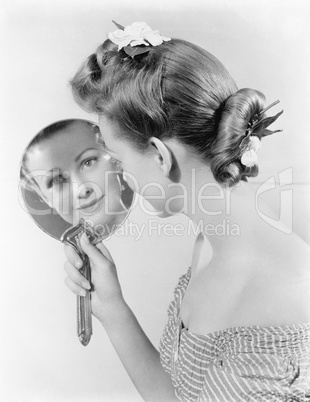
[210,88,266,187]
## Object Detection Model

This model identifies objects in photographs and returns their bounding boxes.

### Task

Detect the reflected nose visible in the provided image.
[78,185,94,199]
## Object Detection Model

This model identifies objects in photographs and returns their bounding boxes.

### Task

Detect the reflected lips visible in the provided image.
[78,195,105,210]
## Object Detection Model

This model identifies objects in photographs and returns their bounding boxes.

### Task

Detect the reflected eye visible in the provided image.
[53,176,63,185]
[81,158,97,170]
[48,175,65,188]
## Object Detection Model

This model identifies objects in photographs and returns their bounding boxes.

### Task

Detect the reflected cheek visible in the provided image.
[50,188,73,218]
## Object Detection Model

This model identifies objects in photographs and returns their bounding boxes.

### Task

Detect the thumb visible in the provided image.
[80,233,108,267]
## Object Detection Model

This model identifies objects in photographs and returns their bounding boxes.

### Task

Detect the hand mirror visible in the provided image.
[19,119,134,346]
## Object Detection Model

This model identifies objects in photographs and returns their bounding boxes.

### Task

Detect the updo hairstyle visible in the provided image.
[70,38,267,187]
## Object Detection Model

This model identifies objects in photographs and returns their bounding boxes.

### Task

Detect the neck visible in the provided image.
[181,165,276,265]
[164,139,293,268]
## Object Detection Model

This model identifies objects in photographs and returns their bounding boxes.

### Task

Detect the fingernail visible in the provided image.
[81,232,90,244]
[75,260,82,268]
[80,289,86,297]
[83,281,91,290]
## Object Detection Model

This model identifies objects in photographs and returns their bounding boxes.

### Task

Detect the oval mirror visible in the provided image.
[19,118,134,345]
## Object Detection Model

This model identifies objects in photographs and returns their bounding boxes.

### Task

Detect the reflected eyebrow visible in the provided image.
[74,148,99,162]
[39,148,99,187]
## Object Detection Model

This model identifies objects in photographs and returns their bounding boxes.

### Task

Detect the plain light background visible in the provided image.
[1,0,310,401]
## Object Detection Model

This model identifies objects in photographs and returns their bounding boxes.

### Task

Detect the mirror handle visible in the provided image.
[77,254,92,346]
[61,219,100,346]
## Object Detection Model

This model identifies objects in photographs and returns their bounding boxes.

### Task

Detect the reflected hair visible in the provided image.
[70,38,266,186]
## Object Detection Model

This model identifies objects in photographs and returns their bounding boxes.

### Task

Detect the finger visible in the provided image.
[63,243,83,269]
[95,241,114,262]
[80,233,110,268]
[64,276,87,297]
[64,261,91,290]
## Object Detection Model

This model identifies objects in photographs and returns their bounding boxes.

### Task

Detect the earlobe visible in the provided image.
[149,137,173,177]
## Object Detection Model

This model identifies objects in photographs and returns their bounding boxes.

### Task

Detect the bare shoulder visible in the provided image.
[279,233,310,282]
[181,232,310,335]
[217,232,310,329]
[241,235,310,326]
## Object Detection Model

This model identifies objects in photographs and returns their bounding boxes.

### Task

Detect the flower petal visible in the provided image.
[241,149,258,167]
[130,39,149,47]
[144,33,163,46]
[161,36,171,42]
[118,37,134,50]
[131,22,152,31]
[248,136,261,152]
[126,25,143,37]
[108,21,171,54]
[108,29,126,44]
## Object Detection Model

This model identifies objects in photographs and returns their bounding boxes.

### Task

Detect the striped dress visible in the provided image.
[159,267,310,401]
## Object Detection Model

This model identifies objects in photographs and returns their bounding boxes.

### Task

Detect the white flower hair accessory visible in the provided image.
[239,100,283,168]
[108,21,171,58]
[240,136,261,167]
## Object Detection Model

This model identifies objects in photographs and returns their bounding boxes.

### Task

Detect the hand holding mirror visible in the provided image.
[19,119,134,346]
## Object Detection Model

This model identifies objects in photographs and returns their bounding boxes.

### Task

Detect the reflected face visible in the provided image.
[25,121,123,228]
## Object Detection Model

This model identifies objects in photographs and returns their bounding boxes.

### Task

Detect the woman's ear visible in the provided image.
[148,137,173,177]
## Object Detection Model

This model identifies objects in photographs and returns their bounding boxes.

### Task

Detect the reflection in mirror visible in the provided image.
[19,119,134,345]
[20,118,133,240]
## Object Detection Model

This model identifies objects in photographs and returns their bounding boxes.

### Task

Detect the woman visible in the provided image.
[20,119,131,239]
[64,22,310,400]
